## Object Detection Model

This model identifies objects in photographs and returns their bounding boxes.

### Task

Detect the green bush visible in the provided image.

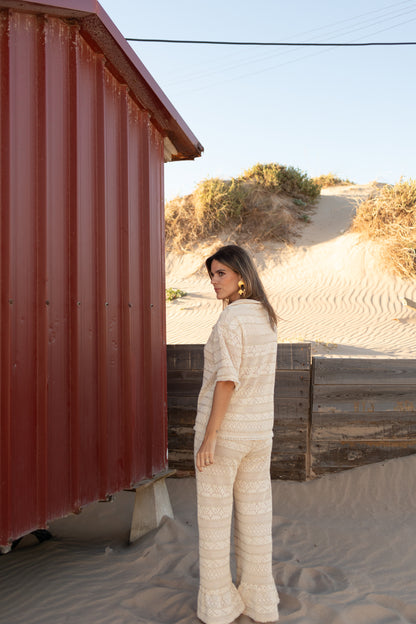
[193,178,247,227]
[242,163,321,200]
[166,288,187,301]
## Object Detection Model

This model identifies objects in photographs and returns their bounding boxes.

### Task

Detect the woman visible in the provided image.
[194,244,279,624]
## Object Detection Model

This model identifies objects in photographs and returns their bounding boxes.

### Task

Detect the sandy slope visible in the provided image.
[166,184,416,357]
[1,455,416,623]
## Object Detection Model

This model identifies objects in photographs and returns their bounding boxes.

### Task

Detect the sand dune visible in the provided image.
[1,454,416,623]
[166,184,416,357]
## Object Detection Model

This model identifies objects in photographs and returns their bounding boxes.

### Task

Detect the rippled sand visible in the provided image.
[1,455,416,623]
[166,184,416,357]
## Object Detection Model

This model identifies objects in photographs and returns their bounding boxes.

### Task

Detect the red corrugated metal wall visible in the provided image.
[0,9,167,546]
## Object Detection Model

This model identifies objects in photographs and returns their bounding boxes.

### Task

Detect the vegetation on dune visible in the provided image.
[166,287,187,301]
[312,173,355,189]
[352,179,416,278]
[193,178,247,228]
[241,163,321,199]
[165,163,320,251]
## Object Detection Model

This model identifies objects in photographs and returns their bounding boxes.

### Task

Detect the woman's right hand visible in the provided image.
[196,434,217,472]
[195,380,234,472]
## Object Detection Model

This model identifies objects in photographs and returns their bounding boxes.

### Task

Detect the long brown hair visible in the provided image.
[206,244,277,329]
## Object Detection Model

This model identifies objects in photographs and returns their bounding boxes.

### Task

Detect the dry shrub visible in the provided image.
[232,184,302,244]
[242,163,321,200]
[193,178,246,226]
[165,164,319,251]
[352,179,416,278]
[165,178,247,251]
[312,173,355,189]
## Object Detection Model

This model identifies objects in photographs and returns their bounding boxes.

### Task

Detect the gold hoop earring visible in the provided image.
[238,280,245,297]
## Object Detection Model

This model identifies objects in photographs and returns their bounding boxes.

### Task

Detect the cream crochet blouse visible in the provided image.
[194,299,277,441]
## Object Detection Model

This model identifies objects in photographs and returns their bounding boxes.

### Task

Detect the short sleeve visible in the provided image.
[212,316,243,390]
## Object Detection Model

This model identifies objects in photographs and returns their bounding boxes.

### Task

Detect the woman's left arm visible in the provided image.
[196,380,235,472]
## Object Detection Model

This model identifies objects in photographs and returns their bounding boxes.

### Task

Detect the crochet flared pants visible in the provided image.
[195,435,279,624]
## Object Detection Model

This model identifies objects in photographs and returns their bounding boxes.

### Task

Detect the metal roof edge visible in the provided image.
[0,0,204,161]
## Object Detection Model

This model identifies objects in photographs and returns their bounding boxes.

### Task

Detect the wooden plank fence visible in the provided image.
[167,345,203,474]
[167,346,416,480]
[167,343,311,480]
[272,344,311,479]
[311,358,416,476]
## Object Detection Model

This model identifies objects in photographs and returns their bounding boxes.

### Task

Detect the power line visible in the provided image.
[149,2,416,89]
[126,38,416,47]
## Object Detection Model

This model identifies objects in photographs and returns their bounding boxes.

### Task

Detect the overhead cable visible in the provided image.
[126,38,416,47]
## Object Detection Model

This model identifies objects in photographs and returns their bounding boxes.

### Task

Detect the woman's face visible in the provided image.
[210,259,240,302]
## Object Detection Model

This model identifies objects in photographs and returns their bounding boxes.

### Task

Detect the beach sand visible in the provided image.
[1,184,416,624]
[1,455,416,623]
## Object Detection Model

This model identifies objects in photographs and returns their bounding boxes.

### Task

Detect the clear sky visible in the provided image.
[99,0,416,201]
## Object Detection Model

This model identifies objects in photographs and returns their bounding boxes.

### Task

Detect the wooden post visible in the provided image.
[129,470,175,543]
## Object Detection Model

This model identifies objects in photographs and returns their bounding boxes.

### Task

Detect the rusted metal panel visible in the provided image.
[0,3,200,547]
[7,9,40,538]
[0,0,204,161]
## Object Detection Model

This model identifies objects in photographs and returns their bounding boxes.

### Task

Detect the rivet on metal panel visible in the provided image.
[45,300,50,306]
[77,301,81,307]
[105,302,109,307]
[128,303,132,308]
[150,304,154,308]
[8,299,13,304]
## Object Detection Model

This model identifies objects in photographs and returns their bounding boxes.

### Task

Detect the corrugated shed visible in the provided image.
[0,1,202,547]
